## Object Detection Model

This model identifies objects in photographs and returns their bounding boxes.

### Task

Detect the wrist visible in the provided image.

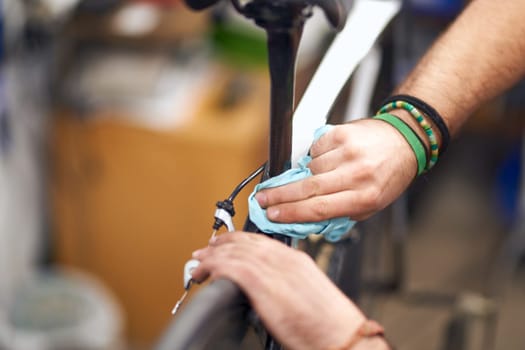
[320,298,367,350]
[386,108,442,155]
[372,114,427,177]
[384,94,451,156]
[393,83,466,138]
[377,96,446,171]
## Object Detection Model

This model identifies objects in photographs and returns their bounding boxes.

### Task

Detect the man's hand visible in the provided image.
[191,232,366,350]
[255,119,416,223]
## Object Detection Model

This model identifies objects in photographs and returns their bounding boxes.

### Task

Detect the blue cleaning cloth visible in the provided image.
[248,125,355,242]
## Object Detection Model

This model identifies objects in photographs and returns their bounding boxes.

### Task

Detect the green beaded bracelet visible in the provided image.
[378,101,439,171]
[373,113,427,176]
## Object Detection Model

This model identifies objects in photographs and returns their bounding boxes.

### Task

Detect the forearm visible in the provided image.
[253,2,525,225]
[395,0,525,138]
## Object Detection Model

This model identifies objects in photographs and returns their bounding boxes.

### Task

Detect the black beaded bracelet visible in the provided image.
[381,94,450,155]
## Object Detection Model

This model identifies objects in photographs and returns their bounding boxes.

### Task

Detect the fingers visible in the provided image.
[190,232,276,283]
[191,242,253,283]
[255,120,418,223]
[309,126,344,158]
[208,231,262,246]
[190,232,290,293]
[307,148,344,175]
[256,159,377,215]
[188,229,370,350]
[256,169,347,210]
[264,189,380,223]
[255,130,356,209]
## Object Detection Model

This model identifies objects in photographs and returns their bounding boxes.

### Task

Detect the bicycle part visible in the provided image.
[160,0,357,349]
[186,0,353,179]
[212,163,265,234]
[185,0,350,31]
[291,0,401,167]
[242,7,310,347]
[173,162,265,317]
[184,259,200,290]
[185,0,222,10]
[172,286,191,315]
[302,229,362,301]
[344,44,383,121]
[172,259,200,315]
[213,200,236,232]
[232,1,307,181]
[157,279,256,350]
[441,293,498,350]
[227,163,265,202]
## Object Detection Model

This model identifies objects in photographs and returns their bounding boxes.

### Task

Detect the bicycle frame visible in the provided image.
[158,7,309,349]
[156,0,353,348]
[156,6,314,349]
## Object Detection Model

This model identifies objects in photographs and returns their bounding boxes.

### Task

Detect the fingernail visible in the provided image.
[255,192,267,207]
[209,236,217,244]
[266,207,279,220]
[192,249,202,258]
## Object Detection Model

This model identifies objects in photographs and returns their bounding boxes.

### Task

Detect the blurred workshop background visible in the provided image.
[0,0,523,349]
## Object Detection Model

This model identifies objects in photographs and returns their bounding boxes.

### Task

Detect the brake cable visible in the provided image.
[172,162,266,315]
[211,162,266,236]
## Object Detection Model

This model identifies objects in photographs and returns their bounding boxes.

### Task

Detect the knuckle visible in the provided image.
[312,130,333,152]
[310,140,322,156]
[363,186,383,211]
[360,159,376,175]
[302,177,322,197]
[353,159,377,181]
[260,188,277,204]
[311,197,330,220]
[332,127,348,145]
[341,142,355,160]
[308,158,322,174]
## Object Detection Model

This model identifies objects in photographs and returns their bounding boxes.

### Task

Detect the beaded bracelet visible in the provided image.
[381,94,450,155]
[373,113,427,176]
[377,101,439,171]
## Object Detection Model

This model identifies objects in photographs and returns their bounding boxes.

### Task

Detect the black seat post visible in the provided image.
[239,0,348,183]
[240,1,311,252]
[245,2,308,178]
